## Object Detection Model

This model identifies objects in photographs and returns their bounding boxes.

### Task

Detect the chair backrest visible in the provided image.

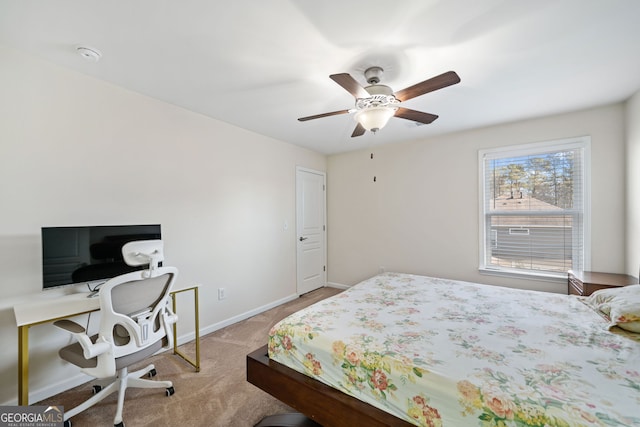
[93,240,178,375]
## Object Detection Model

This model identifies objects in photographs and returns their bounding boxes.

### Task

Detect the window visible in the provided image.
[479,137,590,278]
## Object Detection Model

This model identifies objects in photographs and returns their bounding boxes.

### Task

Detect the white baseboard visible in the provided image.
[326,281,349,290]
[179,292,299,342]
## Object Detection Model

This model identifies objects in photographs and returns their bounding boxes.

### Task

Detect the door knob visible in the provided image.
[299,236,308,241]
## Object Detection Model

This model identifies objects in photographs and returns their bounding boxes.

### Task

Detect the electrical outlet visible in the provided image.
[218,288,226,300]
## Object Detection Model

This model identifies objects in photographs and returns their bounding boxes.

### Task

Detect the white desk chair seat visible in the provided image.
[55,240,178,427]
[58,332,165,370]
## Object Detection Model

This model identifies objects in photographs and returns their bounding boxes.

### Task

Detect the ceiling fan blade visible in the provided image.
[394,71,460,102]
[298,109,350,122]
[330,73,370,99]
[394,107,439,124]
[351,122,366,137]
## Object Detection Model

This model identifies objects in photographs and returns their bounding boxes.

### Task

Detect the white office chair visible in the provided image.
[54,240,178,427]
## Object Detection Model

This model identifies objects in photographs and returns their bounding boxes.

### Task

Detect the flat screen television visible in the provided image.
[41,224,161,290]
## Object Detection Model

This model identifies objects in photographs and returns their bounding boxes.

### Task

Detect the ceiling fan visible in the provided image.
[298,67,460,137]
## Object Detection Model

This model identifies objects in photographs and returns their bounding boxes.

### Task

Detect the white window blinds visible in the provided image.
[479,137,590,277]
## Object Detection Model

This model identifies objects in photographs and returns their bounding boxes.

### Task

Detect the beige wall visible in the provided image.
[0,45,326,404]
[626,90,640,277]
[327,104,628,292]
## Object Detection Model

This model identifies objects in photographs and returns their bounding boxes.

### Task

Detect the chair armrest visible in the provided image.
[160,311,179,349]
[164,312,178,325]
[54,319,86,334]
[54,319,111,359]
[80,337,111,359]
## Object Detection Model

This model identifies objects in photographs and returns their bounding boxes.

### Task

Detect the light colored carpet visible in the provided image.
[37,287,343,427]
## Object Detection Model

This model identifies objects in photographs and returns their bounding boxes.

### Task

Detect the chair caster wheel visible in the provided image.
[166,386,175,396]
[92,385,102,394]
[64,420,71,427]
[114,422,124,427]
[148,368,157,378]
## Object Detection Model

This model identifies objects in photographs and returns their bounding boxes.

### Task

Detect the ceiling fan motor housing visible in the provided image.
[360,68,398,109]
[357,84,398,110]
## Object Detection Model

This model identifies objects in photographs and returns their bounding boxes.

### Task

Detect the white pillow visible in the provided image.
[584,285,640,333]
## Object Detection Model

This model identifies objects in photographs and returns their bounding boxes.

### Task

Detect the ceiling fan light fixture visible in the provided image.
[355,106,396,133]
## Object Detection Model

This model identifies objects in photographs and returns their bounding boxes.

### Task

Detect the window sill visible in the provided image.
[479,267,567,283]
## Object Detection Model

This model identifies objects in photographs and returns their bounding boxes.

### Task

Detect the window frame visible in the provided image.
[478,136,591,281]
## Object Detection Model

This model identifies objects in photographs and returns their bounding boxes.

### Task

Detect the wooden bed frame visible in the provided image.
[246,345,415,427]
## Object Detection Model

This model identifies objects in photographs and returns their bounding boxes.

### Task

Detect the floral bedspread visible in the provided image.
[268,273,640,427]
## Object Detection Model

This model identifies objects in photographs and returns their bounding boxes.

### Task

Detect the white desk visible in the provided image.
[13,287,200,405]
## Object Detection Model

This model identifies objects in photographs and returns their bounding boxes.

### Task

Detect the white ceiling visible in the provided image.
[2,0,640,155]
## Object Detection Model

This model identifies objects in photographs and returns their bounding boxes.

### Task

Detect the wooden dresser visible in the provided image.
[568,270,638,296]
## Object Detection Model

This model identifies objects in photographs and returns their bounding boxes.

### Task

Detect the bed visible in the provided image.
[247,272,640,426]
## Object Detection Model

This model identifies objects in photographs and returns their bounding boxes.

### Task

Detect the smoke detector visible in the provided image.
[76,46,101,62]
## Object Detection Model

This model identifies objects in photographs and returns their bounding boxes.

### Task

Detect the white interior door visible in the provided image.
[296,167,326,294]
